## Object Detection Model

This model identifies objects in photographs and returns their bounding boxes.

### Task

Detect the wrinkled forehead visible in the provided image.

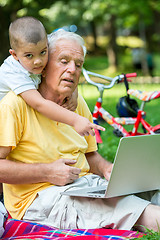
[50,39,84,62]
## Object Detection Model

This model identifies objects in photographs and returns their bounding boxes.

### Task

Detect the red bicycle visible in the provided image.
[82,68,160,143]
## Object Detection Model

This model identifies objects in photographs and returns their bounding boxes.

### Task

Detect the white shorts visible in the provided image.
[0,202,7,237]
[23,175,157,230]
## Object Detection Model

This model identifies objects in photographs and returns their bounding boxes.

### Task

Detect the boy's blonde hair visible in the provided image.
[9,16,47,50]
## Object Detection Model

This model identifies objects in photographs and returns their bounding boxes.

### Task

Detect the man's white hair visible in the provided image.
[47,29,87,57]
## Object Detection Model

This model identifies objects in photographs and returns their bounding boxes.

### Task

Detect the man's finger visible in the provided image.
[71,167,81,175]
[63,159,77,165]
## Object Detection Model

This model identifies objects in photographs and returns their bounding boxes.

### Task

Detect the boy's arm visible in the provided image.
[20,89,105,136]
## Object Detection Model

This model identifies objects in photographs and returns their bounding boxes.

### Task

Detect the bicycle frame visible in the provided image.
[82,68,160,143]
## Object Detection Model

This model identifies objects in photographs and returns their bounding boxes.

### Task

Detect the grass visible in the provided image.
[135,227,160,239]
[78,82,160,162]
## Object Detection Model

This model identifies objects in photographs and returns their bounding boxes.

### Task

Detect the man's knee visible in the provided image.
[135,204,160,232]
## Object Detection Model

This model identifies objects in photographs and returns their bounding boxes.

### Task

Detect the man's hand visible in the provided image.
[103,162,113,181]
[46,159,81,186]
[86,151,113,181]
[0,146,80,186]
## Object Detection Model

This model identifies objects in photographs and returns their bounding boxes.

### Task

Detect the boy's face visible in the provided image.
[9,38,48,75]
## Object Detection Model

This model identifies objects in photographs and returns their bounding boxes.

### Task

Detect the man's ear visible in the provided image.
[9,49,19,61]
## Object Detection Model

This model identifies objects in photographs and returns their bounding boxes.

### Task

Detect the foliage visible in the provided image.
[1,0,160,66]
[39,0,160,29]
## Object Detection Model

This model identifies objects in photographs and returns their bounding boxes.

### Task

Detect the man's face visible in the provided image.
[45,39,84,97]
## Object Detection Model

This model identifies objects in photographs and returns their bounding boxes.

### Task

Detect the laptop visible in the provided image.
[61,134,160,198]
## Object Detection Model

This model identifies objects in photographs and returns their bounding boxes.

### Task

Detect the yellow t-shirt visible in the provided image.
[0,91,97,219]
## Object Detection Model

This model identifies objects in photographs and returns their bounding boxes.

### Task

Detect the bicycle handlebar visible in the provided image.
[82,68,137,90]
[125,73,137,78]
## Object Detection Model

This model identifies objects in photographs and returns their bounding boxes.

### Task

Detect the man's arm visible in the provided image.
[0,146,80,186]
[85,151,113,181]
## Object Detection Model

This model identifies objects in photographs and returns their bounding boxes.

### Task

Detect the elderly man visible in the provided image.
[0,30,160,232]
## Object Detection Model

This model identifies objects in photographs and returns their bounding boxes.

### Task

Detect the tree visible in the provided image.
[41,0,160,73]
[39,0,120,71]
[1,0,160,74]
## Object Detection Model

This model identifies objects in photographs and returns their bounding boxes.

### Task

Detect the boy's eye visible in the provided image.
[41,50,47,56]
[26,54,33,59]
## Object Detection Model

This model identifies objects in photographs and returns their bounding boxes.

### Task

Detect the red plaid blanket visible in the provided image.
[2,218,143,239]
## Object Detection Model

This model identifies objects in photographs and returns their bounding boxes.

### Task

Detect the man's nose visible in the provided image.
[67,61,76,73]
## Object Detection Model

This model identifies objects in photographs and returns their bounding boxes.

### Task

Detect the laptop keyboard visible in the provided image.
[88,190,105,194]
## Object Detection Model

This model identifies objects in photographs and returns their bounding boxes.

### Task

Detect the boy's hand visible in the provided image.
[62,88,78,112]
[73,115,105,136]
[62,97,77,112]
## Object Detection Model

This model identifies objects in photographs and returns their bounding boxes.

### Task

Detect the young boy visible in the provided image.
[0,16,104,136]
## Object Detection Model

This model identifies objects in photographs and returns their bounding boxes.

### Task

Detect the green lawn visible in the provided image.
[78,83,160,162]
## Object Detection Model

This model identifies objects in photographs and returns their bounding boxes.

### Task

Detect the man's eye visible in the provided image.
[76,63,82,68]
[61,59,68,64]
[26,54,33,59]
[41,50,47,56]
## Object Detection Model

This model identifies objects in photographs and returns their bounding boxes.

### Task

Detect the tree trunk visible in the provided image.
[138,20,149,76]
[106,14,118,72]
[90,20,101,52]
[0,7,10,64]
